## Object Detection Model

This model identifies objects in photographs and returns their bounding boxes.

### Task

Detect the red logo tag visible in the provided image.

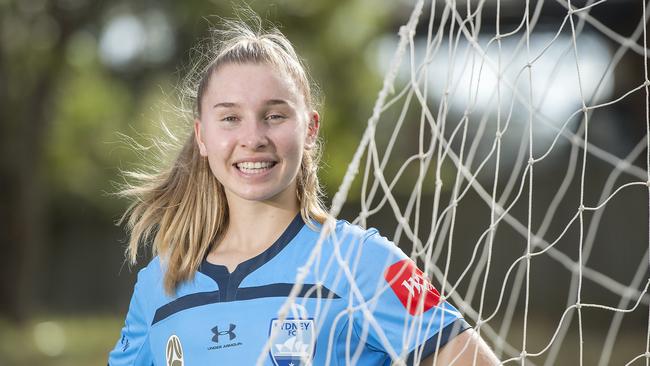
[384,259,441,315]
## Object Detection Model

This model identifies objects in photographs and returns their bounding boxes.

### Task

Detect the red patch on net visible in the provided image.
[384,259,441,315]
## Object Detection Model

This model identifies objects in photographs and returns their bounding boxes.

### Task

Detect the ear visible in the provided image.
[194,118,208,156]
[305,111,320,150]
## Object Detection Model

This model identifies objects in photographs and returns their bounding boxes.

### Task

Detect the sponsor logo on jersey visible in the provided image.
[165,334,184,366]
[211,323,237,343]
[268,318,315,366]
[384,259,441,315]
[120,334,130,352]
[207,323,243,351]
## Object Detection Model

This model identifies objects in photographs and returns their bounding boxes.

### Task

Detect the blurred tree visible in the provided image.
[0,0,115,322]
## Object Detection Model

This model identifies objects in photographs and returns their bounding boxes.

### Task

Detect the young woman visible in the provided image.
[108,17,501,366]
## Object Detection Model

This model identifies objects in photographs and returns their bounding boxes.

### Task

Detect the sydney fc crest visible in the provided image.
[268,318,315,366]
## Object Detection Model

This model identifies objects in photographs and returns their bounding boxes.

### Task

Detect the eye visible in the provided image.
[221,115,239,122]
[265,114,286,121]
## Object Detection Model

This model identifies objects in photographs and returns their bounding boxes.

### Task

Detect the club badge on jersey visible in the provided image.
[385,259,442,315]
[165,334,184,366]
[268,318,316,366]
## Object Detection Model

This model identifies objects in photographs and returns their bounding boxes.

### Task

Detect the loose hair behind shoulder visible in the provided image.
[120,15,328,295]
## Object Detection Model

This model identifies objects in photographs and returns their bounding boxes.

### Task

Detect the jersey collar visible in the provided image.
[198,213,305,299]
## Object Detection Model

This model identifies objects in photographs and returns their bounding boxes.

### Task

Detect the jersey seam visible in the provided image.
[333,313,353,366]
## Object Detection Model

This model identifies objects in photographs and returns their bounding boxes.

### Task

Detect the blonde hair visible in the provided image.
[120,16,329,295]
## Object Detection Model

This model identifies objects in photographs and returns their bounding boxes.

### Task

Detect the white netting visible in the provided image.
[262,0,650,365]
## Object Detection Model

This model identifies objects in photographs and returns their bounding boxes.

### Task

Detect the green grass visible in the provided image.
[0,315,122,366]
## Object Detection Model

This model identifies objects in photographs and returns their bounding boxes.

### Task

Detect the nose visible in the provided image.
[240,119,269,150]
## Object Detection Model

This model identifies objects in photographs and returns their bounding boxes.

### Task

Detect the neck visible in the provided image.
[220,194,300,253]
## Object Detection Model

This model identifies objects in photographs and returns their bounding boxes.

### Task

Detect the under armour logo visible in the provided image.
[401,275,436,297]
[211,323,236,343]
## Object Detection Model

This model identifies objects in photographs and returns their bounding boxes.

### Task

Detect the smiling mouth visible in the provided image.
[234,161,278,174]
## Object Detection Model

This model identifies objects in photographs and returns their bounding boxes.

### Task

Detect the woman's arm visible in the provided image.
[108,267,155,365]
[420,329,501,365]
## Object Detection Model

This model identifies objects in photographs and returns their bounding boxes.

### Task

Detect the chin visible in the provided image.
[224,179,298,205]
[232,188,290,204]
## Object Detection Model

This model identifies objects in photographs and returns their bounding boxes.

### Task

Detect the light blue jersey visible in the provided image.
[108,215,469,365]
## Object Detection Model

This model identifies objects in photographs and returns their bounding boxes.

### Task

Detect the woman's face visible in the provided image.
[195,62,319,207]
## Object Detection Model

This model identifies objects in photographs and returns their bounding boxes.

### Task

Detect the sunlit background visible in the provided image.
[0,0,647,365]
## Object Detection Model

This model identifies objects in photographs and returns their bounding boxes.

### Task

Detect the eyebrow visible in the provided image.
[212,99,290,109]
[265,99,289,107]
[213,102,237,109]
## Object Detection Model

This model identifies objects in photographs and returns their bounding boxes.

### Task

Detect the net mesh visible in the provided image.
[261,0,650,364]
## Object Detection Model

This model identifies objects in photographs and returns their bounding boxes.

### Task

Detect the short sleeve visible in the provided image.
[349,229,470,363]
[108,269,154,366]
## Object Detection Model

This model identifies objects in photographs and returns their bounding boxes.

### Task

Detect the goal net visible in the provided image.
[263,0,650,365]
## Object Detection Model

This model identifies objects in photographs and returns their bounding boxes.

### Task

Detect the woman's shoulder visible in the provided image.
[326,219,409,283]
[130,256,168,300]
[136,256,165,282]
[325,219,404,258]
[303,218,378,243]
[333,219,375,236]
[131,256,200,316]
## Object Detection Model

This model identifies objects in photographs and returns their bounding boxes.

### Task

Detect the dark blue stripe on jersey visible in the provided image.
[152,290,221,325]
[405,318,471,365]
[236,283,341,301]
[151,283,340,325]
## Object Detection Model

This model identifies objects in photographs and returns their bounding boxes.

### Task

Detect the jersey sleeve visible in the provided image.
[349,229,470,363]
[108,267,154,366]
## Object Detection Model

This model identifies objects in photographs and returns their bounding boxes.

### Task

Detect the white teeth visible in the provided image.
[236,161,274,171]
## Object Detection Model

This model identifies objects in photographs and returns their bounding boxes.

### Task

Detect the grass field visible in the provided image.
[0,315,122,366]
